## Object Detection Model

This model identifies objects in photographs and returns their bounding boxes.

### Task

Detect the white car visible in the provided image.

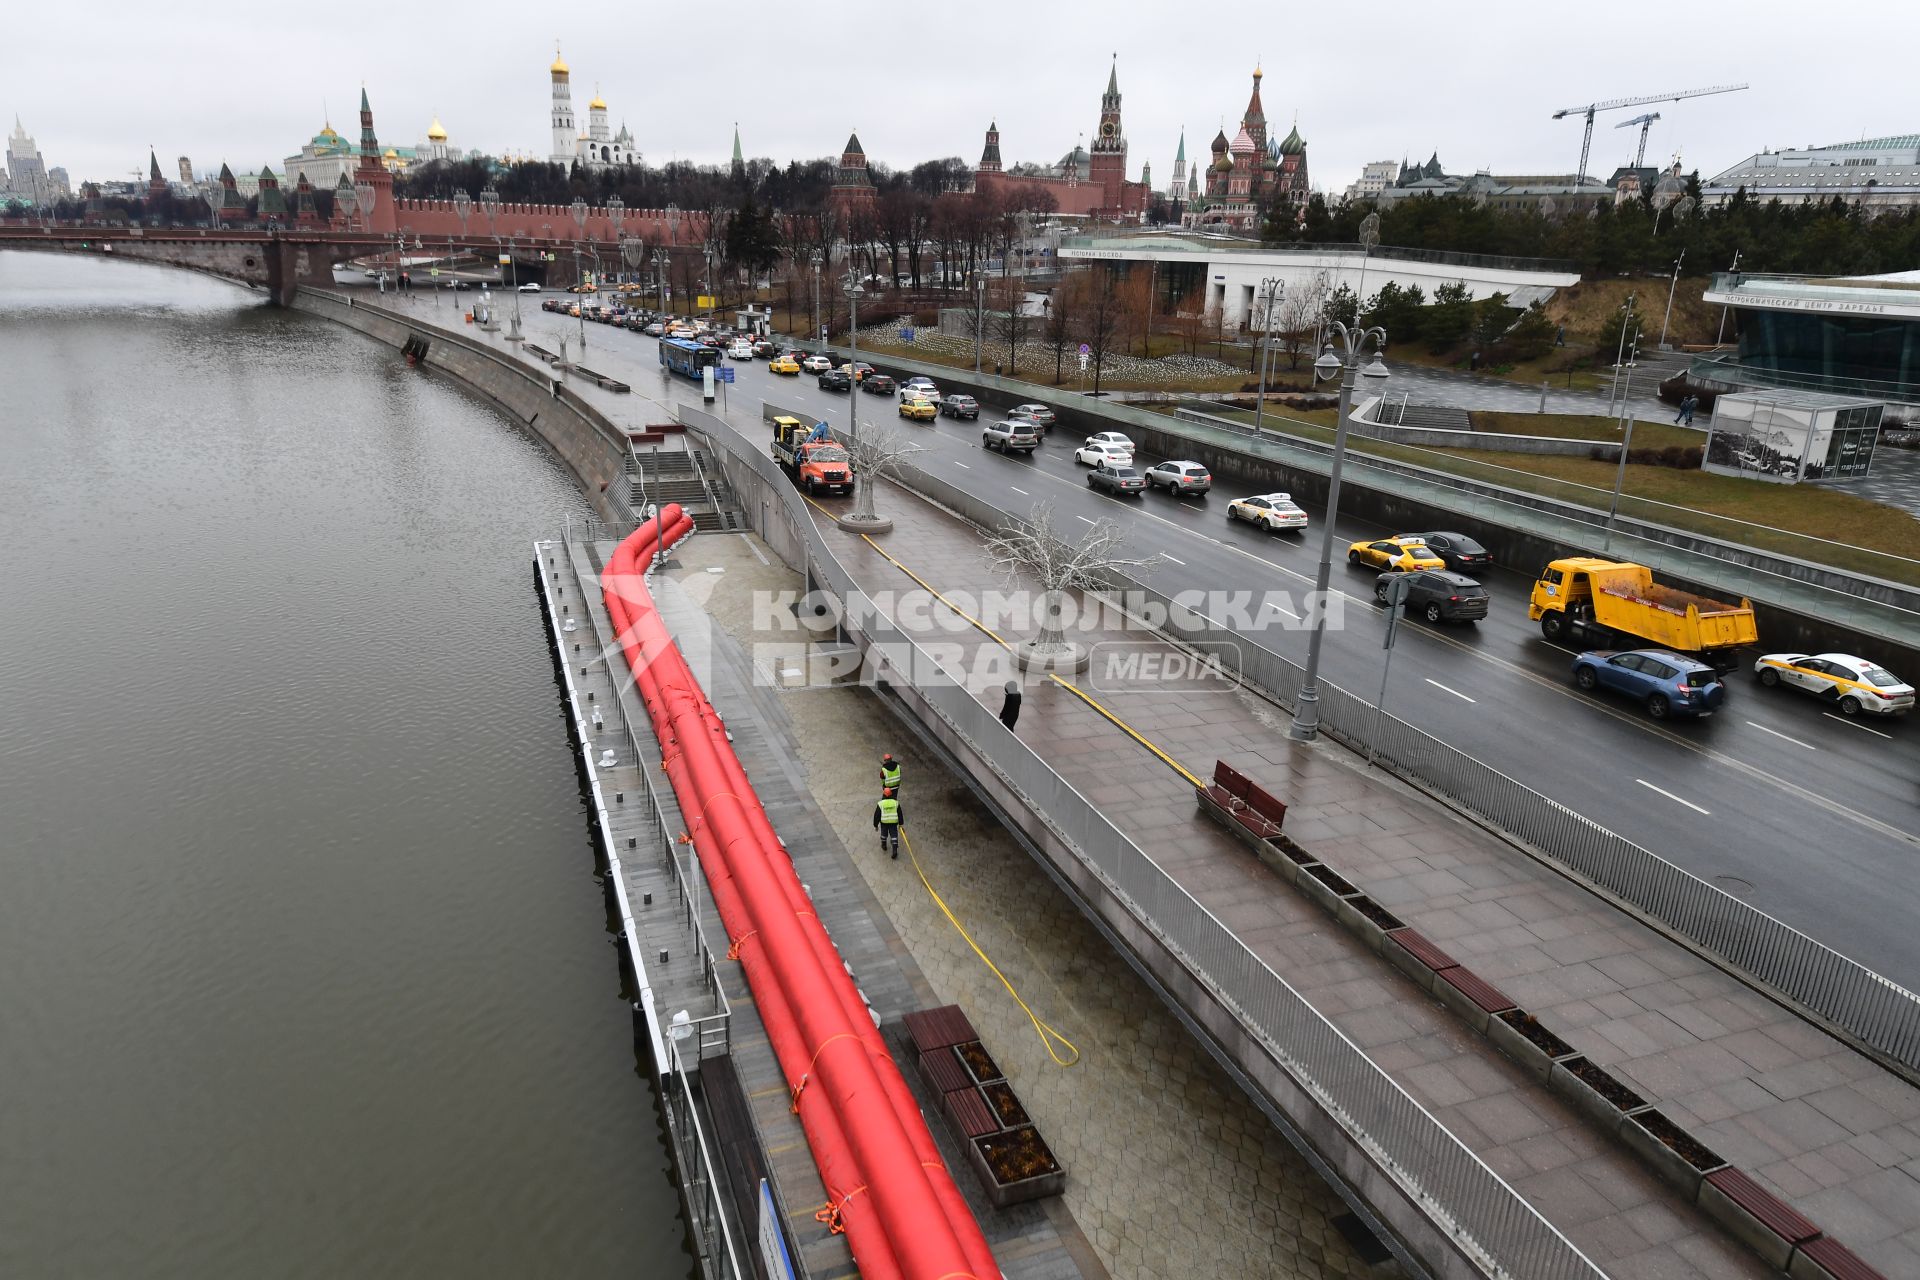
[1075,438,1134,467]
[899,377,942,402]
[517,282,541,293]
[727,340,756,359]
[1086,430,1134,452]
[1753,652,1915,716]
[801,354,833,374]
[1227,492,1309,531]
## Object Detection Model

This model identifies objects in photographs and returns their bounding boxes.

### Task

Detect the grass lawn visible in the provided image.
[1182,405,1920,578]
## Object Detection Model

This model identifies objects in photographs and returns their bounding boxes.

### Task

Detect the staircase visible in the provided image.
[1382,402,1472,432]
[628,447,745,532]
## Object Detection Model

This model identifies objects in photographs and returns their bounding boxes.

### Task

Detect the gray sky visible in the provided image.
[9,0,1918,193]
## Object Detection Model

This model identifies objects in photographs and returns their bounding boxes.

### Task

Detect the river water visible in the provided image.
[0,252,691,1278]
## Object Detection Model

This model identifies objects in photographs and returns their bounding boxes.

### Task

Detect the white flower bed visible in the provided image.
[849,323,1246,385]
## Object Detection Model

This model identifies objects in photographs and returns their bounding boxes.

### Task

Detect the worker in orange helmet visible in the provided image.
[873,787,904,859]
[879,753,902,794]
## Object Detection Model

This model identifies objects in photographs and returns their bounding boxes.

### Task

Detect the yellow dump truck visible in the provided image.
[1528,557,1758,668]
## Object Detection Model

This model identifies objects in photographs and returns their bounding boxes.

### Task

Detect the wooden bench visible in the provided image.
[573,364,631,393]
[1195,759,1288,847]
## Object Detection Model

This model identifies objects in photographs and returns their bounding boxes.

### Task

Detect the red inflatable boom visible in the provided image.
[601,509,997,1280]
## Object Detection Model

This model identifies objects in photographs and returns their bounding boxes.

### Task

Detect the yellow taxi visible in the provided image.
[1348,535,1445,571]
[567,282,598,294]
[769,355,801,375]
[1753,652,1915,717]
[898,396,937,421]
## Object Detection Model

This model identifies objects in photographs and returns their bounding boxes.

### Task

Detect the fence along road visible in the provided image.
[676,402,1608,1280]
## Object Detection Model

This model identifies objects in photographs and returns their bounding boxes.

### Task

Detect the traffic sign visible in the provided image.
[716,366,736,383]
[497,253,511,265]
[1078,343,1090,355]
[899,327,915,342]
[697,294,716,309]
[1077,351,1089,371]
[429,268,440,277]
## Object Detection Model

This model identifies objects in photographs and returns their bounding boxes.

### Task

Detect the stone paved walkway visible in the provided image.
[663,535,1379,1280]
[804,480,1920,1279]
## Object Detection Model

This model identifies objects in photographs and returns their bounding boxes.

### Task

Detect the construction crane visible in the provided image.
[1554,84,1747,184]
[1615,112,1662,169]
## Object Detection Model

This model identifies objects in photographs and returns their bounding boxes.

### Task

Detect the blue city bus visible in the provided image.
[659,337,721,379]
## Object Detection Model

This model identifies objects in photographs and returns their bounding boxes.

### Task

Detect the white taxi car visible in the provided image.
[1753,652,1915,717]
[1227,492,1309,532]
[1074,438,1133,467]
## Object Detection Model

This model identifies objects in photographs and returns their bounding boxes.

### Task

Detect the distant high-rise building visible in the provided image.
[178,155,193,186]
[6,116,52,204]
[1344,159,1397,202]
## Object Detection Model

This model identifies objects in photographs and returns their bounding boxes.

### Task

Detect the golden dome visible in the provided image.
[550,43,569,75]
[426,116,447,141]
[383,147,399,158]
[590,92,607,110]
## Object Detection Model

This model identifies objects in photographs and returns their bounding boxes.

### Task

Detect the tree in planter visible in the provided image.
[843,427,923,528]
[983,502,1165,672]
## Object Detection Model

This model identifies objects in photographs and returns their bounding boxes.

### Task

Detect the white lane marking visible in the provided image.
[736,534,770,566]
[1636,779,1711,815]
[1425,679,1477,703]
[1746,720,1817,750]
[1162,554,1186,566]
[1264,601,1298,619]
[1010,486,1030,496]
[1075,515,1096,525]
[953,461,970,470]
[1823,712,1894,739]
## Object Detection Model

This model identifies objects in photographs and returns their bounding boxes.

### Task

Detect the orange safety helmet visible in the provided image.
[882,787,897,799]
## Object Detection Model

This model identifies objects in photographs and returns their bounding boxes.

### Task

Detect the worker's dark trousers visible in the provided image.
[880,826,900,858]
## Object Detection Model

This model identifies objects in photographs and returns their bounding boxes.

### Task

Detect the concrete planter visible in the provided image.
[1261,833,1320,889]
[1335,893,1407,956]
[1297,863,1360,921]
[1547,1056,1646,1138]
[1487,1009,1579,1083]
[1618,1108,1726,1201]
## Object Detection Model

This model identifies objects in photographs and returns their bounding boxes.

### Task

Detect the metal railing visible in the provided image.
[676,402,1608,1280]
[1686,352,1920,410]
[1086,570,1920,1077]
[662,1036,749,1280]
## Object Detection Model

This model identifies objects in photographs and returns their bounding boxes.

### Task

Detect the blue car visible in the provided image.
[1571,649,1726,720]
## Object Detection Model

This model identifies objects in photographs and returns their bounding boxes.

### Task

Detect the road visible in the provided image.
[506,295,1920,989]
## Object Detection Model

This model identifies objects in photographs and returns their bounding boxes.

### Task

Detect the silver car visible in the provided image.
[1146,460,1212,496]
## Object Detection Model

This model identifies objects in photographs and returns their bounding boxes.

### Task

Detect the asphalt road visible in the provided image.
[512,297,1920,989]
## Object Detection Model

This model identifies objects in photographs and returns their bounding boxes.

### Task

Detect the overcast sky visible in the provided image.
[9,1,1917,193]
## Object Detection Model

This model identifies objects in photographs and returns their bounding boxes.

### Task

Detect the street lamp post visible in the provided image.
[1252,276,1283,438]
[1607,293,1637,417]
[844,269,864,451]
[1606,334,1642,548]
[571,197,589,348]
[606,195,624,270]
[1658,249,1686,350]
[974,274,986,375]
[809,250,822,342]
[1289,322,1390,742]
[652,248,668,318]
[1715,249,1742,347]
[703,246,715,326]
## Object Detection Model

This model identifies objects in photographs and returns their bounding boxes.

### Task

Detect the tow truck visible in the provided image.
[771,415,853,496]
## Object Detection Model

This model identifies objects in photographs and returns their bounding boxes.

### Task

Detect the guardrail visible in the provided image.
[865,454,1920,1083]
[1167,402,1920,628]
[676,401,1608,1280]
[1685,353,1920,409]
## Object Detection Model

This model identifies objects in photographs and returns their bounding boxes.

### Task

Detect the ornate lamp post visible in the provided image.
[606,195,624,276]
[1289,321,1390,742]
[453,188,471,238]
[702,246,715,325]
[478,183,499,238]
[843,269,864,441]
[652,248,669,317]
[809,249,823,342]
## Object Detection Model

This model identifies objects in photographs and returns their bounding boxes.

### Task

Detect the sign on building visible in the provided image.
[1702,390,1883,484]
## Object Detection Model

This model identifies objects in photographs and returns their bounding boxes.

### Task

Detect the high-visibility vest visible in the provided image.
[881,763,902,788]
[877,797,901,825]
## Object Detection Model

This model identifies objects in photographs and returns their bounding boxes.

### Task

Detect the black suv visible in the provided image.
[817,366,852,391]
[861,373,897,395]
[939,394,980,420]
[1375,570,1489,624]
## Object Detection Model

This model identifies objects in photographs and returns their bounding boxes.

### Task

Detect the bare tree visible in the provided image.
[1042,272,1085,384]
[1275,271,1327,371]
[1078,267,1125,396]
[990,275,1029,375]
[1170,289,1207,356]
[983,502,1165,671]
[843,426,923,526]
[1204,302,1229,363]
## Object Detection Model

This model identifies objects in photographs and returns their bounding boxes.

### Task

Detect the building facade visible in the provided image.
[1704,134,1920,211]
[1700,270,1920,407]
[1344,159,1397,203]
[971,61,1151,221]
[1367,152,1612,216]
[1182,68,1308,231]
[5,116,52,205]
[548,46,638,171]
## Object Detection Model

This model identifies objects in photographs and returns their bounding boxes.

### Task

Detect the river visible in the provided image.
[0,251,692,1278]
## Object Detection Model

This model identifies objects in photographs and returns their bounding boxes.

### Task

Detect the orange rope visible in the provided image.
[789,1031,862,1112]
[725,930,757,961]
[811,1183,869,1235]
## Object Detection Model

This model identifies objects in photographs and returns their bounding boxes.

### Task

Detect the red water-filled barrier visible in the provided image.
[600,510,996,1280]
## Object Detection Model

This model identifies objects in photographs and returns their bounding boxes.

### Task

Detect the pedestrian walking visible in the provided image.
[879,753,902,795]
[1683,395,1698,426]
[999,680,1023,730]
[873,787,903,859]
[1674,393,1697,426]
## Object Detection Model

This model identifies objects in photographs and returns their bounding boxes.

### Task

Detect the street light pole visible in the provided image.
[1289,322,1390,742]
[1252,276,1282,438]
[844,269,863,451]
[974,274,986,375]
[571,197,589,349]
[1658,250,1686,350]
[1606,335,1642,547]
[1607,292,1637,416]
[1715,249,1742,347]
